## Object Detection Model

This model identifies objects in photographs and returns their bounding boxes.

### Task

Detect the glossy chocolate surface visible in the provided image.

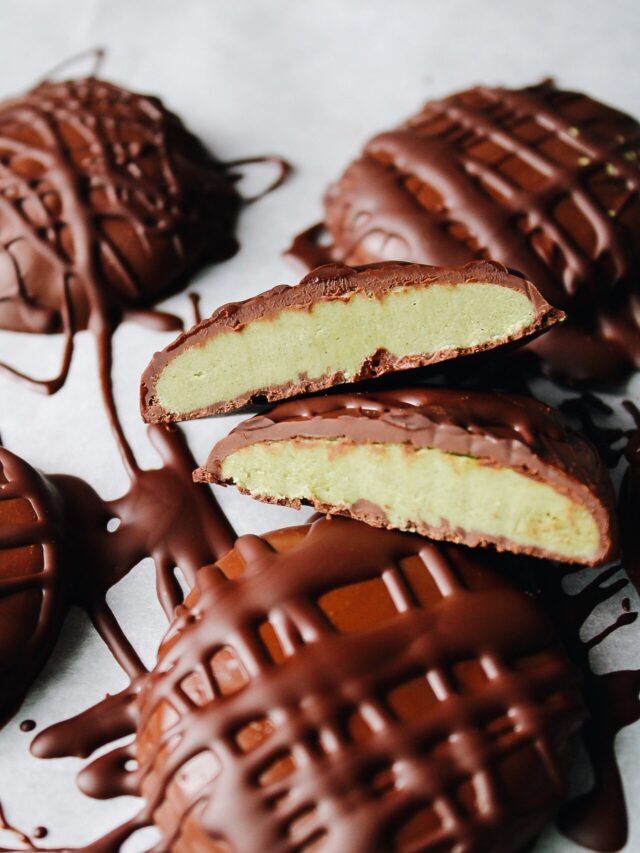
[0,448,68,726]
[135,517,584,852]
[198,386,618,564]
[288,81,640,383]
[0,75,240,336]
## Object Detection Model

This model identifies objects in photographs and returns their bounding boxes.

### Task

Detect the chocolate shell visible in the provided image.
[197,388,618,566]
[0,75,240,335]
[135,517,584,852]
[0,448,68,725]
[288,81,640,384]
[141,260,563,422]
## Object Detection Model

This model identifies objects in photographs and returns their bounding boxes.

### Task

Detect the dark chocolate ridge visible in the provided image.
[140,260,564,422]
[0,448,69,726]
[196,388,617,566]
[134,517,585,851]
[288,80,640,385]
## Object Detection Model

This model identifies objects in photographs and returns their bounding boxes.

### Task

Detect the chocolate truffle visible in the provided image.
[140,260,562,422]
[0,448,68,725]
[135,517,584,852]
[196,388,617,566]
[0,75,240,335]
[288,81,640,383]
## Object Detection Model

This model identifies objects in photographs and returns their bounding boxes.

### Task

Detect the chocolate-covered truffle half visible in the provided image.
[141,260,563,422]
[197,388,618,566]
[0,75,240,336]
[0,448,68,725]
[135,517,584,852]
[288,81,640,383]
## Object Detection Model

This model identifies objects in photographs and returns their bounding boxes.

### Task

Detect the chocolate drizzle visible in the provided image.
[0,421,236,735]
[132,517,583,851]
[0,71,289,398]
[560,393,634,468]
[0,448,69,727]
[0,422,236,850]
[0,66,638,853]
[0,74,239,392]
[287,80,640,383]
[536,562,640,851]
[620,404,640,597]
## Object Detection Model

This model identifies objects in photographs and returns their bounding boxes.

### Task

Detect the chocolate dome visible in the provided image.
[0,447,68,725]
[135,517,584,851]
[290,81,640,383]
[0,75,240,335]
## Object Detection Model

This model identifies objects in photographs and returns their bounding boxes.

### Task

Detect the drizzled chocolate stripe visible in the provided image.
[133,518,583,852]
[288,80,640,383]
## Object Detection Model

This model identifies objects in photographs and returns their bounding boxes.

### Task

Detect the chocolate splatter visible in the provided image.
[0,420,236,730]
[559,393,634,468]
[32,518,585,852]
[536,562,640,851]
[0,67,288,405]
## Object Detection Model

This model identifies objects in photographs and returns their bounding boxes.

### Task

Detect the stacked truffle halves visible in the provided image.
[138,257,616,852]
[141,259,617,568]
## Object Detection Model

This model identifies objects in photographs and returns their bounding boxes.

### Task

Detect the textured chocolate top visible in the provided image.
[135,517,584,852]
[288,81,640,383]
[0,448,68,726]
[0,75,240,336]
[141,259,563,422]
[199,387,618,564]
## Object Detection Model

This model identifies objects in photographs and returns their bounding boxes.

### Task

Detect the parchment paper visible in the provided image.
[0,1,639,849]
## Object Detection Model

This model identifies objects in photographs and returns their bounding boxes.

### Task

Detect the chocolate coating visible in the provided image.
[135,517,584,852]
[0,75,240,336]
[0,448,68,726]
[141,259,563,422]
[197,387,618,565]
[288,81,640,383]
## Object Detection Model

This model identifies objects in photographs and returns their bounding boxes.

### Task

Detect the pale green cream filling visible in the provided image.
[157,283,535,414]
[220,438,600,560]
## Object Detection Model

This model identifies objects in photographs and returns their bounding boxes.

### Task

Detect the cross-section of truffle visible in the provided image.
[288,81,640,383]
[0,448,68,725]
[196,388,617,565]
[141,260,563,422]
[135,517,584,852]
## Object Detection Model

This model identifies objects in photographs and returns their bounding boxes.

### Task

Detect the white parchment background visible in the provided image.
[0,1,639,850]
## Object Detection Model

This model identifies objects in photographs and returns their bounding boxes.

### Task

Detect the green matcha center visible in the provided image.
[220,438,600,561]
[156,282,535,414]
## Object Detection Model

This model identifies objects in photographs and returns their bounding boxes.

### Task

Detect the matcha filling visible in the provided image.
[156,282,536,414]
[220,438,600,561]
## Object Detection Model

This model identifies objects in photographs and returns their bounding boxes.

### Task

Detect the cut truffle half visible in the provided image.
[141,260,563,422]
[195,388,618,566]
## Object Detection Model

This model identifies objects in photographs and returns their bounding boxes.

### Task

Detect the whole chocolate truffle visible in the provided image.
[289,81,640,383]
[0,75,240,335]
[136,517,584,852]
[0,447,68,725]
